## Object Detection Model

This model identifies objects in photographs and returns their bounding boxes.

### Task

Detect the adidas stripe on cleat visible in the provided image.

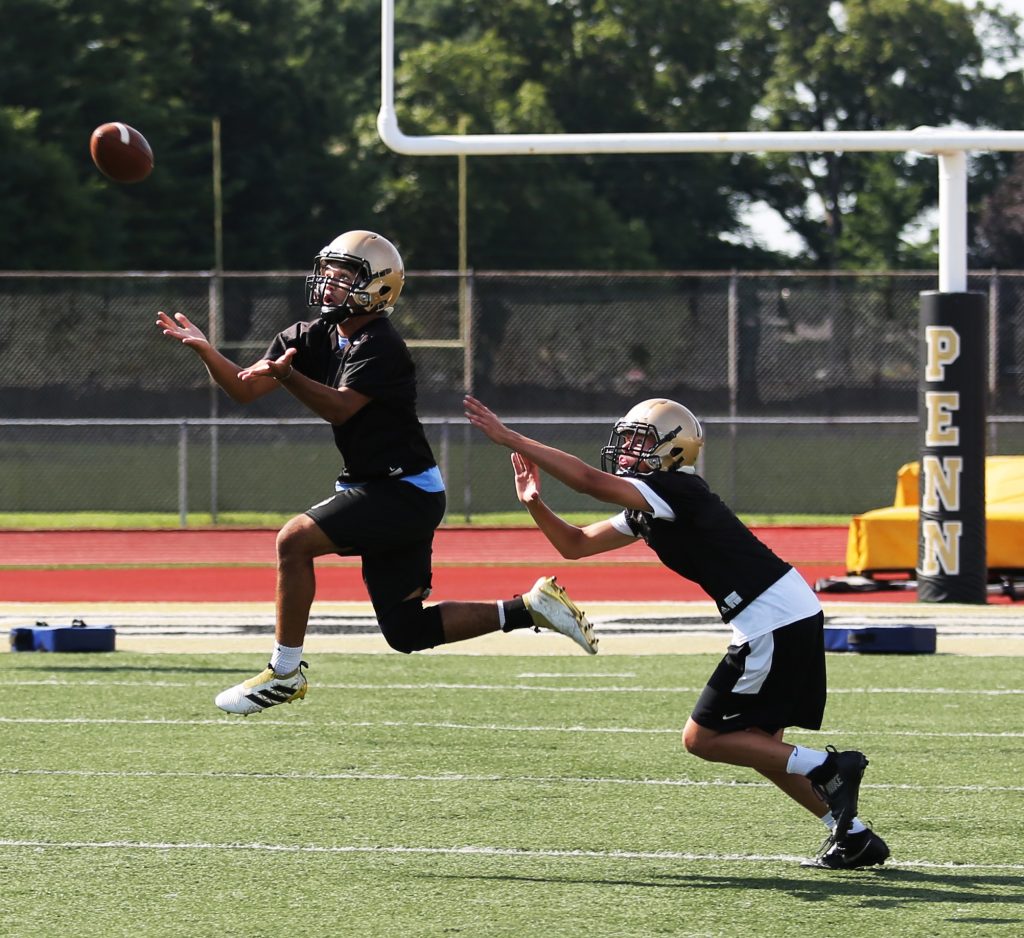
[523,576,598,655]
[215,661,309,715]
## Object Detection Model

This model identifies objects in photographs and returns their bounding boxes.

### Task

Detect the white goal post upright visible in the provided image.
[377,0,1023,602]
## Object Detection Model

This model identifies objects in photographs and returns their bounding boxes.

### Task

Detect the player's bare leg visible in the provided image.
[685,725,829,818]
[683,718,868,830]
[745,727,831,817]
[274,513,341,646]
[682,717,883,865]
[745,727,891,869]
[683,718,794,773]
[214,514,337,715]
[682,719,865,821]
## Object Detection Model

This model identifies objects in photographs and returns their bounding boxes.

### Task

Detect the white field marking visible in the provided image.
[516,672,638,678]
[6,678,1023,695]
[0,838,1022,871]
[3,767,1022,794]
[10,679,196,688]
[1,716,1022,742]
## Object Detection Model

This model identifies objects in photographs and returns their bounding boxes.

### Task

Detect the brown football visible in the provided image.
[89,122,154,183]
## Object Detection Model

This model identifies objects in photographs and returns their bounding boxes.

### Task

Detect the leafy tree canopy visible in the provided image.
[1,0,1022,271]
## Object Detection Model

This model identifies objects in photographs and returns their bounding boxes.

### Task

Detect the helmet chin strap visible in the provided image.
[318,292,374,325]
[318,306,346,325]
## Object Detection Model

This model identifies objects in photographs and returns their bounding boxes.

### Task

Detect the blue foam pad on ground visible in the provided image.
[824,625,936,654]
[9,621,116,653]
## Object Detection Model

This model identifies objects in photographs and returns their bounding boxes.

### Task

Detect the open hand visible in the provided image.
[463,395,516,447]
[156,310,209,348]
[511,452,541,504]
[238,347,297,382]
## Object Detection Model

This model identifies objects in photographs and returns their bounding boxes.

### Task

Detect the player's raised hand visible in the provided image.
[463,395,516,447]
[511,452,541,504]
[156,310,209,348]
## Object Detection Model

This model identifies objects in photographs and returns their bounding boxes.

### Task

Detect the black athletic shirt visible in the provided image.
[265,316,436,483]
[621,471,792,622]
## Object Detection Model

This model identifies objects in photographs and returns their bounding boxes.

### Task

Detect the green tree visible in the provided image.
[743,0,1024,268]
[974,153,1024,266]
[0,0,379,270]
[0,107,101,266]
[4,0,1024,272]
[360,0,779,269]
[0,0,205,267]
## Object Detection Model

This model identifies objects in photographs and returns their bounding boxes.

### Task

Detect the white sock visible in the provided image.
[821,812,867,835]
[496,600,506,629]
[270,642,303,675]
[787,745,828,776]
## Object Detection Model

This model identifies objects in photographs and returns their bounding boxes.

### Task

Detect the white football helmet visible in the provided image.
[305,230,405,323]
[601,398,703,476]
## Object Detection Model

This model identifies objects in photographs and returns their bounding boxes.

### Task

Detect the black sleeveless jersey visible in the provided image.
[265,316,436,483]
[623,471,791,621]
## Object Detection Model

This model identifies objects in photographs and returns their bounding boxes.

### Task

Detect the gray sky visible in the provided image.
[985,0,1024,20]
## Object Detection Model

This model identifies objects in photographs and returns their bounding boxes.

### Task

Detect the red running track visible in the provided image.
[0,527,847,567]
[0,526,934,603]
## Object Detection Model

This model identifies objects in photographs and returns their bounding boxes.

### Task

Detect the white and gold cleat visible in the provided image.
[523,576,598,655]
[215,662,309,715]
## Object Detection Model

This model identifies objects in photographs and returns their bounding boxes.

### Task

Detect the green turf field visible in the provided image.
[1,651,1021,937]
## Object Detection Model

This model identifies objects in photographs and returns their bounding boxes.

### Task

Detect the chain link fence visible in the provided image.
[2,270,1022,519]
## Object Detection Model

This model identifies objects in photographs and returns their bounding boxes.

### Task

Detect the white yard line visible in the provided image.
[3,678,1022,694]
[2,766,1022,794]
[0,715,1021,741]
[0,837,1021,871]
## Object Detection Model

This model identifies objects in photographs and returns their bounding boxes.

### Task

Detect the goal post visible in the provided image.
[376,0,1024,603]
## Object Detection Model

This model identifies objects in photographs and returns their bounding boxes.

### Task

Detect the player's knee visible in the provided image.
[276,520,304,557]
[276,516,321,563]
[377,600,444,654]
[682,721,711,759]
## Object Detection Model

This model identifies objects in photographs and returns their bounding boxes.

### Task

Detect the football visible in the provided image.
[89,122,154,183]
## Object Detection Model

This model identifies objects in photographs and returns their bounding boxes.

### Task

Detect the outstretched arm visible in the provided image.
[464,395,651,511]
[156,310,277,404]
[512,453,636,558]
[159,310,371,423]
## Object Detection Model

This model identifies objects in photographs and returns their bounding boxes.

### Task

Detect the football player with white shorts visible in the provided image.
[464,394,889,870]
[157,231,597,717]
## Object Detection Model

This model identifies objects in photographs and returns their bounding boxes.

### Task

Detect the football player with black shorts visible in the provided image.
[464,394,890,870]
[157,231,598,715]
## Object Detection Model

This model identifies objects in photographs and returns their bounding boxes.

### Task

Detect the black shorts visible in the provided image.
[690,612,826,734]
[305,480,446,618]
